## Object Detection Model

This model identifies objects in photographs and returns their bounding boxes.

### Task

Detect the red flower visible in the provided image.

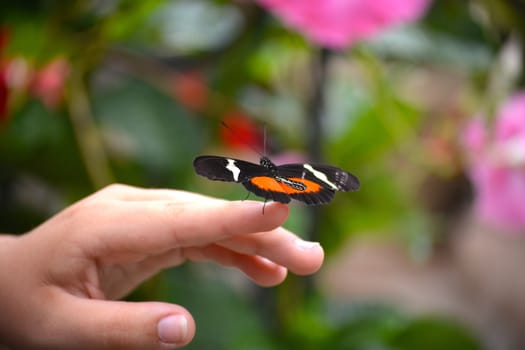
[255,0,431,49]
[220,112,263,152]
[171,71,209,112]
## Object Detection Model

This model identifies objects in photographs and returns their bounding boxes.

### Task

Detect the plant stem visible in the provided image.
[68,70,113,189]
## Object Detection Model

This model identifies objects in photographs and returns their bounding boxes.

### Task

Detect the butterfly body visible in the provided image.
[193,155,360,205]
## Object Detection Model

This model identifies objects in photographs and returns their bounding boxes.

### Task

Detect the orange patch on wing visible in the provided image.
[250,176,322,194]
[288,177,322,193]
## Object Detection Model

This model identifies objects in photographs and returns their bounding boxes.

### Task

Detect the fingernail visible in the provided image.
[157,314,188,346]
[295,238,320,250]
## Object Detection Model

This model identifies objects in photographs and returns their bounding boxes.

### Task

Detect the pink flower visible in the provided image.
[271,151,307,166]
[30,57,70,109]
[255,0,432,49]
[463,92,525,232]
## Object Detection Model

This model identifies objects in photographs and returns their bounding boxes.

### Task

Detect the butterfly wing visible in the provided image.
[278,163,360,191]
[194,156,360,206]
[245,164,328,205]
[276,163,360,205]
[194,155,292,203]
[193,156,269,183]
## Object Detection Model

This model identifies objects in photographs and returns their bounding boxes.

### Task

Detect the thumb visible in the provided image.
[42,295,195,350]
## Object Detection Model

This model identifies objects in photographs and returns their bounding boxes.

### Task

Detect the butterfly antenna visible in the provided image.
[220,121,265,158]
[263,124,267,156]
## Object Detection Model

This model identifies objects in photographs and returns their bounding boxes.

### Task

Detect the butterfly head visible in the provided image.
[260,156,277,173]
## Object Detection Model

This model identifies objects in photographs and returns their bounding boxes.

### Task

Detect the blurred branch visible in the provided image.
[306,48,331,242]
[275,47,333,342]
[484,34,522,116]
[478,0,525,85]
[68,70,113,189]
[307,48,330,162]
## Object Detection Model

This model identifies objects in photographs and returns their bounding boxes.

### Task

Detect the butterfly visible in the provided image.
[193,155,360,205]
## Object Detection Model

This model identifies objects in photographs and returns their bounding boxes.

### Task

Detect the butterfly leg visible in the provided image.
[243,191,251,201]
[262,196,268,215]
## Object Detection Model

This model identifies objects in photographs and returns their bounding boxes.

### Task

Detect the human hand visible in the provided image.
[0,184,324,349]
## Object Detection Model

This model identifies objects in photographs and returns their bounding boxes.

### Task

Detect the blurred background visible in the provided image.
[2,0,525,349]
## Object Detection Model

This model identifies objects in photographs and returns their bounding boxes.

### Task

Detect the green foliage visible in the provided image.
[0,100,89,193]
[326,311,481,350]
[92,77,205,186]
[390,317,481,350]
[275,302,481,350]
[128,266,280,350]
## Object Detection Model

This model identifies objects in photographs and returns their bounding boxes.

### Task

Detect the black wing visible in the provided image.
[193,155,270,183]
[194,155,292,203]
[277,163,360,192]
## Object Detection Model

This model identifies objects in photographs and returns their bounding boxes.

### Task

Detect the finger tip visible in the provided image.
[157,307,196,348]
[293,241,325,276]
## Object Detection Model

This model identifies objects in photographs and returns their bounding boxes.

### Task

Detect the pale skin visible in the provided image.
[0,184,324,349]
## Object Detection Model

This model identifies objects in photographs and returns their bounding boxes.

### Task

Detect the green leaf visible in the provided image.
[391,318,482,350]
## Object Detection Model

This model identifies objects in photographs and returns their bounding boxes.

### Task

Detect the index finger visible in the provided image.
[86,198,290,258]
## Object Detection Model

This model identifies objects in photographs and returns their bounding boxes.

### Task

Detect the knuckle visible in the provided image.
[101,183,131,194]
